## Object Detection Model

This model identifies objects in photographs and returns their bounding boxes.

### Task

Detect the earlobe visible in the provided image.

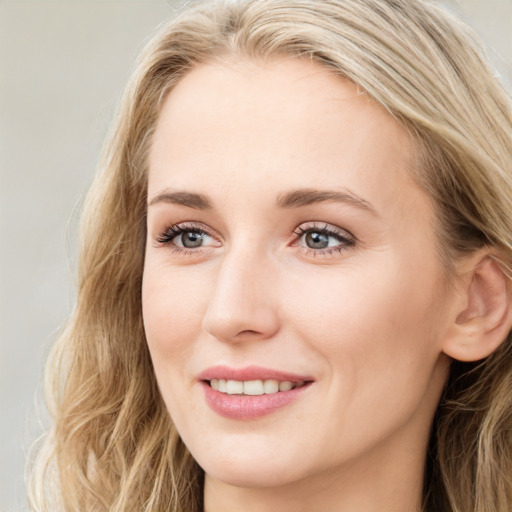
[443,253,512,362]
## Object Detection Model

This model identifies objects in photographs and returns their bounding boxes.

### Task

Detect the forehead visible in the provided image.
[148,57,420,216]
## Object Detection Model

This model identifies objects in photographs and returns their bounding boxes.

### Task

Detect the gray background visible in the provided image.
[1,1,511,510]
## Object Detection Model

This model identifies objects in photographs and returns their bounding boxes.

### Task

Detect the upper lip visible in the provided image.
[197,365,314,383]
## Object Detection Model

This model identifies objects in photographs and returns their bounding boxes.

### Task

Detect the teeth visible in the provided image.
[279,381,293,392]
[209,379,304,395]
[226,380,244,395]
[263,379,279,394]
[244,380,264,395]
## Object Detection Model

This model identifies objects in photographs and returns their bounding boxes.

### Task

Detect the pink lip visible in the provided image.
[197,365,314,420]
[197,365,314,383]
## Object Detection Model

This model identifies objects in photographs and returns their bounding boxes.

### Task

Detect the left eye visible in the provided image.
[303,231,334,249]
[295,224,354,250]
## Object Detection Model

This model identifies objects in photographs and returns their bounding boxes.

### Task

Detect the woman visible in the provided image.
[29,1,512,511]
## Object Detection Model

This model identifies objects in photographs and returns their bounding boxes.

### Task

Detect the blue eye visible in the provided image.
[175,230,208,248]
[304,231,331,249]
[157,224,216,250]
[295,224,355,252]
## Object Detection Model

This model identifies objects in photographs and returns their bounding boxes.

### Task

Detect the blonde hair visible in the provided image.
[29,1,512,511]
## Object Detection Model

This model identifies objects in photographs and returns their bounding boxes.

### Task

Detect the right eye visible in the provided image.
[156,223,218,252]
[173,230,210,248]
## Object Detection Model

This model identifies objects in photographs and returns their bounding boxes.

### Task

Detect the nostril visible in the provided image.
[236,329,260,336]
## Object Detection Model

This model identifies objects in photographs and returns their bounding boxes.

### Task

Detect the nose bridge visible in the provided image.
[202,242,279,342]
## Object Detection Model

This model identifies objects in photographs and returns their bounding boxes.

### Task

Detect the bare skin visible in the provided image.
[143,57,458,512]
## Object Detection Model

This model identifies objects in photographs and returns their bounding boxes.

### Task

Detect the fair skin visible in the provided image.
[142,57,482,512]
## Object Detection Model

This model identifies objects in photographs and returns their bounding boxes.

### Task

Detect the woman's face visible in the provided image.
[142,58,455,489]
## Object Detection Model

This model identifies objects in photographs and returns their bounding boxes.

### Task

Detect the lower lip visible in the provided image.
[201,381,311,420]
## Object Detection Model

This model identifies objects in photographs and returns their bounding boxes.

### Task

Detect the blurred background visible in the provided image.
[0,0,511,510]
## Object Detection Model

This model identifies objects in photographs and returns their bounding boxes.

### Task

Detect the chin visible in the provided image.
[205,465,299,489]
[192,441,307,489]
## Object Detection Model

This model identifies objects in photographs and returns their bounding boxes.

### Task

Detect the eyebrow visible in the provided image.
[276,188,377,214]
[148,190,212,209]
[148,187,376,214]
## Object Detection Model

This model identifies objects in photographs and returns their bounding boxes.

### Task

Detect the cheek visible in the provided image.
[285,257,447,403]
[142,261,209,371]
[288,257,441,347]
[282,260,448,455]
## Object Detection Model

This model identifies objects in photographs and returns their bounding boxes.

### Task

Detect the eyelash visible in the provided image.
[156,222,212,254]
[292,223,355,256]
[155,221,356,256]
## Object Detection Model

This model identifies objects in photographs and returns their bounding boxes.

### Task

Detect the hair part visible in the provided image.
[29,1,512,511]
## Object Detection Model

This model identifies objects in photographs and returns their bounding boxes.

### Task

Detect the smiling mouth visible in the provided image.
[200,369,314,419]
[207,379,309,395]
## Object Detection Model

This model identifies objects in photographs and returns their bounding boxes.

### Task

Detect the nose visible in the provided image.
[202,247,280,343]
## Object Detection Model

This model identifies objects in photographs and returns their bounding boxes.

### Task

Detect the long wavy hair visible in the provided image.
[28,1,512,511]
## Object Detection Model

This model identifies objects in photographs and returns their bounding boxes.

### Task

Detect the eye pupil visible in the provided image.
[182,231,204,248]
[305,231,329,249]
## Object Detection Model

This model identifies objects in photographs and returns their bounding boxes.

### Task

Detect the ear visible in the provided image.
[443,251,512,362]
